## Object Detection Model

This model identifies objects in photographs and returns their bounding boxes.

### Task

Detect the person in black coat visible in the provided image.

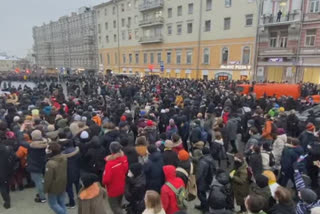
[62,140,81,208]
[307,139,320,189]
[298,123,317,153]
[176,150,191,186]
[196,147,216,212]
[101,122,120,155]
[144,145,164,193]
[162,140,179,167]
[125,163,146,214]
[247,144,263,177]
[120,136,139,166]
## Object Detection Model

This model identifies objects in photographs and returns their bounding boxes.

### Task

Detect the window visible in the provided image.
[188,3,194,14]
[203,48,210,64]
[121,31,126,40]
[205,20,211,32]
[134,15,138,24]
[168,25,172,35]
[279,31,288,48]
[128,31,132,40]
[225,0,232,7]
[123,54,126,64]
[113,6,116,15]
[224,17,231,30]
[144,53,148,64]
[168,8,172,18]
[114,34,117,42]
[270,32,277,47]
[177,24,182,35]
[98,24,101,34]
[135,53,139,64]
[122,18,125,27]
[176,51,182,64]
[177,6,182,16]
[206,0,212,11]
[167,52,172,64]
[135,29,139,40]
[128,17,131,28]
[107,54,110,64]
[104,8,108,16]
[222,47,229,64]
[242,47,250,65]
[310,0,320,13]
[113,20,116,28]
[121,4,125,12]
[105,35,109,43]
[105,22,108,30]
[246,14,253,26]
[134,0,138,8]
[186,50,192,64]
[150,53,154,64]
[157,52,162,64]
[128,1,132,8]
[306,29,317,46]
[98,36,101,44]
[115,53,118,64]
[129,53,132,64]
[187,23,193,34]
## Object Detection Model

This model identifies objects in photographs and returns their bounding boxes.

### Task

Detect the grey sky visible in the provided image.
[0,0,106,58]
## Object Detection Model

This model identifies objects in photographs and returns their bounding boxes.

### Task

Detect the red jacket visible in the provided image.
[102,153,128,197]
[161,165,185,214]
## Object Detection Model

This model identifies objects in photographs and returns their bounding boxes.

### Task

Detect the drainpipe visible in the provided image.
[253,0,263,82]
[295,0,305,83]
[196,0,203,79]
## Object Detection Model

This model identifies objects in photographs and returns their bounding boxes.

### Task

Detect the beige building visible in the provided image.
[95,0,258,80]
[0,56,18,72]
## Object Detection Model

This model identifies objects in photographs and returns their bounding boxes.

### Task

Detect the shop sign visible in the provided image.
[220,65,252,70]
[175,69,181,74]
[269,58,283,62]
[202,70,209,75]
[185,69,191,74]
[166,69,171,73]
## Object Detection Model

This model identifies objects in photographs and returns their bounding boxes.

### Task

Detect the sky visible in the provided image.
[0,0,106,58]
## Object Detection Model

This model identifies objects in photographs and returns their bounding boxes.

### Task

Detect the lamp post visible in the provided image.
[113,0,121,73]
[196,0,203,79]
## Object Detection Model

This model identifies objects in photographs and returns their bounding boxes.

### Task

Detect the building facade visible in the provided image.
[0,56,18,72]
[95,0,258,80]
[33,7,98,72]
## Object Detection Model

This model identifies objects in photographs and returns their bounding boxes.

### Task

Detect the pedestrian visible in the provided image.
[103,141,128,214]
[163,140,179,167]
[245,194,268,214]
[78,173,108,214]
[44,142,68,214]
[268,186,295,214]
[142,190,166,214]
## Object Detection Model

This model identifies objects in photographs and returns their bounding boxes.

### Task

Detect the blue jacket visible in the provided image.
[144,151,164,193]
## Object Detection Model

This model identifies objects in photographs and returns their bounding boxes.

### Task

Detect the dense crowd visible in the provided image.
[1,75,320,214]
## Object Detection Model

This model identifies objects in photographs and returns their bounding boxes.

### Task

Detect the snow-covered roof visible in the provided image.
[0,56,19,61]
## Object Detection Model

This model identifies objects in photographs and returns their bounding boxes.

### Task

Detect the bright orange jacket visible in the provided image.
[92,115,102,126]
[262,120,273,140]
[16,146,28,168]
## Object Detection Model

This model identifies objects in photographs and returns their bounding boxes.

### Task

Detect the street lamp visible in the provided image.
[113,0,121,73]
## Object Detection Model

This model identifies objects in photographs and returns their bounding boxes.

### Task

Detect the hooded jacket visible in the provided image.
[197,154,216,191]
[44,154,67,194]
[272,134,287,170]
[161,165,185,214]
[78,182,108,214]
[144,151,164,192]
[62,147,81,183]
[102,152,128,197]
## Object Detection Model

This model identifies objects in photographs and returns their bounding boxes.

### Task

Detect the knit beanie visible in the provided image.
[300,188,317,204]
[81,173,98,188]
[178,150,190,161]
[255,174,269,188]
[109,141,122,154]
[80,131,89,140]
[306,123,316,132]
[47,125,55,132]
[31,130,42,141]
[120,115,127,121]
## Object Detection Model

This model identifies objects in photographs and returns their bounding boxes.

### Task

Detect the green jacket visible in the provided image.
[44,154,67,194]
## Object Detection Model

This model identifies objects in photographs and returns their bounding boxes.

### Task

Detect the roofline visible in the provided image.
[94,0,115,9]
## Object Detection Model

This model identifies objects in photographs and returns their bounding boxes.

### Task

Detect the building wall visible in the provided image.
[0,59,18,72]
[95,0,257,80]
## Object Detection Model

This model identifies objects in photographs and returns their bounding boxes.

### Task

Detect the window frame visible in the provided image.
[203,48,210,65]
[176,51,182,64]
[205,20,211,32]
[188,3,194,14]
[245,14,253,27]
[224,17,231,30]
[242,46,250,65]
[177,6,183,16]
[177,24,182,35]
[167,52,172,64]
[306,29,317,47]
[206,0,212,11]
[187,22,193,34]
[221,47,229,64]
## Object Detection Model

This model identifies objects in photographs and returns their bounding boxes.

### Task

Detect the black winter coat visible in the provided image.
[22,139,48,173]
[163,149,179,167]
[176,160,191,185]
[102,129,120,155]
[268,203,295,214]
[247,152,263,176]
[281,145,304,175]
[299,131,317,152]
[196,154,216,191]
[125,174,146,214]
[63,147,81,183]
[0,144,15,181]
[144,152,164,193]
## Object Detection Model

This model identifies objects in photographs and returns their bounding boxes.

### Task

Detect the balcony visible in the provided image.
[139,17,164,27]
[259,47,296,56]
[139,0,164,12]
[261,12,300,26]
[139,35,163,44]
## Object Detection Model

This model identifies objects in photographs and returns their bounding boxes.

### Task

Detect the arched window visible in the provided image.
[242,46,250,65]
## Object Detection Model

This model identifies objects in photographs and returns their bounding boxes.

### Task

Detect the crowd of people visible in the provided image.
[1,75,320,214]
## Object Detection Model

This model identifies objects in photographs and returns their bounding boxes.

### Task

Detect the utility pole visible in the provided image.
[253,0,263,82]
[295,0,305,83]
[196,0,203,79]
[113,0,121,73]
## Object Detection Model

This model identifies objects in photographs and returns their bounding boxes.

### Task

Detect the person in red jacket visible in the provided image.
[103,141,128,214]
[160,165,185,214]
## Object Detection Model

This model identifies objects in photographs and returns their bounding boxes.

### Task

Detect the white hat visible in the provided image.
[80,131,89,140]
[13,116,20,122]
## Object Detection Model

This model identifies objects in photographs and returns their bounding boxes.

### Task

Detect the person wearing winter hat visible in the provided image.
[125,162,146,214]
[299,122,317,152]
[103,142,128,214]
[176,150,192,186]
[245,194,267,214]
[249,174,273,211]
[19,129,50,203]
[163,140,179,167]
[171,134,184,154]
[78,173,108,214]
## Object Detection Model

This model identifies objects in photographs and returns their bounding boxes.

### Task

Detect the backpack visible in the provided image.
[165,182,187,210]
[176,163,197,201]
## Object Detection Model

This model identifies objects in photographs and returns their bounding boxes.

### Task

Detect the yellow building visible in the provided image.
[95,0,257,80]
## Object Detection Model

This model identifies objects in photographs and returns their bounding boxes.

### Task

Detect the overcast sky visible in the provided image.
[0,0,106,58]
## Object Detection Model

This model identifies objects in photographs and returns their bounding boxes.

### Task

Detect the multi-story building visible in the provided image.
[95,0,258,80]
[300,0,320,83]
[33,7,98,72]
[0,56,19,72]
[256,0,303,82]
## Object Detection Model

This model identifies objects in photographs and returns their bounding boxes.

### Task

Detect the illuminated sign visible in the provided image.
[220,65,252,70]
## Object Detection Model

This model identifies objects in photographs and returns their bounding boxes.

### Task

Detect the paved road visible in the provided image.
[0,187,202,214]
